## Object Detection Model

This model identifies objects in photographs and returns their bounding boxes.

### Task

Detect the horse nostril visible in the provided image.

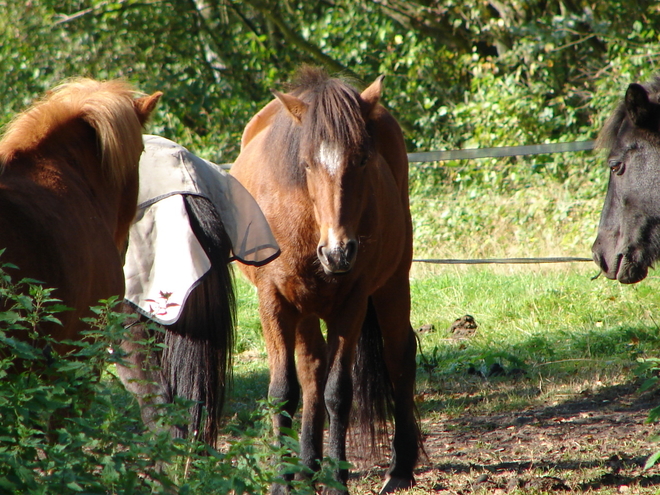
[317,244,326,263]
[345,239,358,263]
[592,251,601,266]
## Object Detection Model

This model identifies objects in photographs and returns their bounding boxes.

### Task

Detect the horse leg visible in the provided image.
[324,296,369,494]
[371,276,421,494]
[294,315,327,478]
[260,293,300,494]
[115,314,168,433]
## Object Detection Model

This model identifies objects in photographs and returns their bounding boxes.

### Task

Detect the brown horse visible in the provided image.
[231,66,422,494]
[0,78,161,350]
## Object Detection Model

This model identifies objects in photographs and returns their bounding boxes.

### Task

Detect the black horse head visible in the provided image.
[592,78,660,283]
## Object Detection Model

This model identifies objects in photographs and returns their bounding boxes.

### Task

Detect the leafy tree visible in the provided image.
[3,0,659,162]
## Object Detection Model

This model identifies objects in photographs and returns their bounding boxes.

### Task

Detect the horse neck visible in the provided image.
[36,123,137,249]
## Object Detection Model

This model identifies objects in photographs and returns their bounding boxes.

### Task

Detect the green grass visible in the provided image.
[224,149,660,492]
[408,152,605,260]
[230,264,660,413]
[411,264,660,358]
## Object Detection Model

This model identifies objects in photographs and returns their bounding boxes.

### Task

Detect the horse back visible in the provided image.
[370,103,410,201]
[241,99,281,150]
[366,103,413,274]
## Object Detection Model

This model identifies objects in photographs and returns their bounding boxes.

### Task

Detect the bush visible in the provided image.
[0,260,344,494]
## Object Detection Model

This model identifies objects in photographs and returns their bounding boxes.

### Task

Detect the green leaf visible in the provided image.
[645,450,660,470]
[66,481,84,492]
[639,377,659,393]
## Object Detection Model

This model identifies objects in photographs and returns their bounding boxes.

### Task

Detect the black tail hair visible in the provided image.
[351,296,394,458]
[158,194,236,446]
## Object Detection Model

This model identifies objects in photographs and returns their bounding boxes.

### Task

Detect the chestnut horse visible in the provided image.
[0,79,161,350]
[593,75,660,283]
[231,66,422,494]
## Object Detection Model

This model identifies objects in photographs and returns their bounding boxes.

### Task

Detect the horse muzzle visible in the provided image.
[616,255,649,284]
[317,239,358,275]
[592,247,649,284]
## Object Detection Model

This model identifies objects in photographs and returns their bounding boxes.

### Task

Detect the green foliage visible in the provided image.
[634,357,660,469]
[4,0,660,164]
[0,268,173,493]
[0,263,342,494]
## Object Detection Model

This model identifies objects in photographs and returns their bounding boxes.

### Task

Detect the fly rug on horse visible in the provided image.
[0,79,161,350]
[118,135,279,446]
[231,66,423,494]
[592,75,660,283]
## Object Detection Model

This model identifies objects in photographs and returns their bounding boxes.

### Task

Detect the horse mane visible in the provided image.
[0,78,145,188]
[272,66,368,184]
[596,75,660,151]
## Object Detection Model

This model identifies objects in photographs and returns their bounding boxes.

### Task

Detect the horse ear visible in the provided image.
[360,75,385,120]
[273,90,308,124]
[361,75,384,104]
[360,75,384,118]
[134,91,163,126]
[625,83,659,129]
[241,98,281,149]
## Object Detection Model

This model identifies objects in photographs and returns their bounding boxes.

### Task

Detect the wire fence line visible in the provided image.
[223,140,598,265]
[413,257,593,265]
[407,140,595,163]
[409,140,597,265]
[220,140,596,169]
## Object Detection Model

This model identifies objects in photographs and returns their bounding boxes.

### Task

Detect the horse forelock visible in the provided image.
[0,78,144,188]
[596,102,626,153]
[271,67,367,183]
[305,77,366,152]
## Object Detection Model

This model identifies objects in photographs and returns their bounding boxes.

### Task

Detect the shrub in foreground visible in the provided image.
[0,263,343,494]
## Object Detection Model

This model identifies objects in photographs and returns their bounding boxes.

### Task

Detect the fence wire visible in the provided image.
[413,257,593,265]
[223,140,598,265]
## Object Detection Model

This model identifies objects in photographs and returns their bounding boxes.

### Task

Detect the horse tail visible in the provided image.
[351,296,394,459]
[160,194,236,447]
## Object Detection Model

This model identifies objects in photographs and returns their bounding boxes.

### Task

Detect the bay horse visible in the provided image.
[231,66,422,494]
[0,79,161,352]
[592,75,660,283]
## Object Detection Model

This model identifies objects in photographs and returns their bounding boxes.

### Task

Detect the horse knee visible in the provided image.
[324,371,352,420]
[269,367,300,420]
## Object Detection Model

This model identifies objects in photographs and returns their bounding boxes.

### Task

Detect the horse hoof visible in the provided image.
[379,476,414,494]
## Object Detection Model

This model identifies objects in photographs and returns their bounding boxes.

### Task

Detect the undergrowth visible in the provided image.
[408,149,606,260]
[0,259,345,494]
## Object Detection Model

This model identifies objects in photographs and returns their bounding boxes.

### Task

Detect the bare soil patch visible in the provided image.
[348,379,660,494]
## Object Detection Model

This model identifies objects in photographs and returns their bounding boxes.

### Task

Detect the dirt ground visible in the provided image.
[348,380,660,494]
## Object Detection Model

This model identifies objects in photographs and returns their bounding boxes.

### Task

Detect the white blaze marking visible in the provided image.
[317,141,343,176]
[326,227,340,251]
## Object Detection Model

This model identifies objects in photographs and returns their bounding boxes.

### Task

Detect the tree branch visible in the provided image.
[250,3,360,80]
[52,0,162,25]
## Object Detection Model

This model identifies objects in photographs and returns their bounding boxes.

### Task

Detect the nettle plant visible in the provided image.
[634,357,660,470]
[0,257,343,494]
[0,257,178,493]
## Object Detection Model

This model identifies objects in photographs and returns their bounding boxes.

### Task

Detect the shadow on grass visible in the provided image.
[417,320,660,406]
[224,365,270,421]
[391,322,660,492]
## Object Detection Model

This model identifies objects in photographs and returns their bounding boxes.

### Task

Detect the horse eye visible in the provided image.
[609,160,624,175]
[301,161,311,171]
